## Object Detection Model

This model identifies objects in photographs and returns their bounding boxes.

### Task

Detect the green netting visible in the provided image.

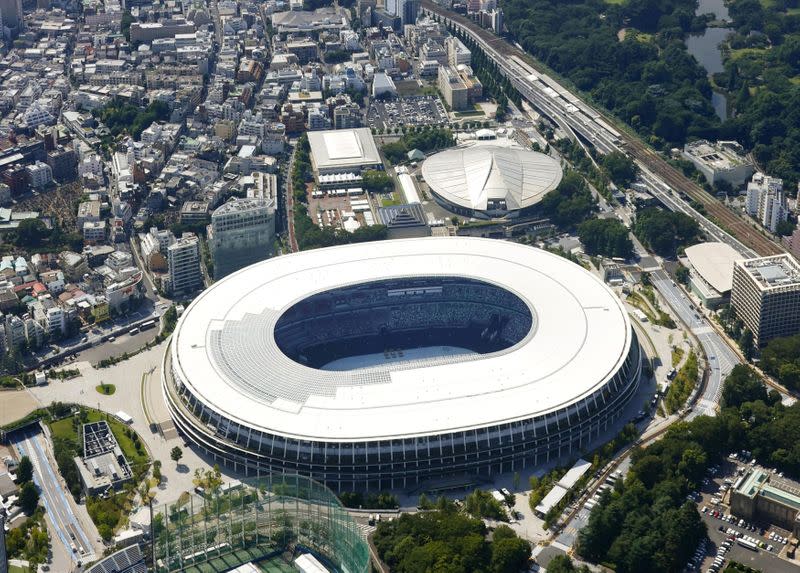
[150,475,370,573]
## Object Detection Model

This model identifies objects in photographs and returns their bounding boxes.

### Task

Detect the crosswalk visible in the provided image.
[357,523,376,538]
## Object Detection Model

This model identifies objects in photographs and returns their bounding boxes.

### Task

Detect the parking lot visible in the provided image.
[688,453,800,573]
[367,96,449,129]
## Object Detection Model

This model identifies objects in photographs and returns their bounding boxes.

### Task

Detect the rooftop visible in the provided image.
[421,145,562,212]
[737,254,800,290]
[171,238,632,441]
[307,128,381,171]
[736,468,800,512]
[684,242,743,294]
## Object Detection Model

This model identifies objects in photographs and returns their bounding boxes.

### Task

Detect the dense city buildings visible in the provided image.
[731,255,800,346]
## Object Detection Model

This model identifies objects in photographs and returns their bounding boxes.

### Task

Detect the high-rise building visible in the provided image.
[745,172,787,233]
[491,7,504,34]
[208,198,276,280]
[167,233,203,296]
[731,255,800,346]
[385,0,418,26]
[0,0,23,38]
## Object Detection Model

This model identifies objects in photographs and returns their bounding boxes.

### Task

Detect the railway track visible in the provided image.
[422,1,785,258]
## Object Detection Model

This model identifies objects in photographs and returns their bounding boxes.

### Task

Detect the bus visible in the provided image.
[737,538,758,551]
[140,319,156,331]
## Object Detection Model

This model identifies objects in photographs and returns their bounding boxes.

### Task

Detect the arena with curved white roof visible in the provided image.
[163,238,641,491]
[421,145,563,219]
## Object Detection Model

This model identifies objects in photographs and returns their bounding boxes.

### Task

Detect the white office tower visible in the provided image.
[167,233,203,296]
[746,172,787,233]
[208,197,276,280]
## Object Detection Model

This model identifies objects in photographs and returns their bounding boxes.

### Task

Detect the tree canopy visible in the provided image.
[633,208,700,257]
[601,152,638,188]
[761,334,800,391]
[540,171,597,229]
[373,508,530,573]
[578,218,634,259]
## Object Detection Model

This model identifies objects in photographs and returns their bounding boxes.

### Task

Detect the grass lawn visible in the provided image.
[671,346,685,368]
[49,409,149,468]
[381,195,402,207]
[95,384,116,396]
[728,47,767,62]
[454,110,484,117]
[9,565,29,573]
[605,0,626,5]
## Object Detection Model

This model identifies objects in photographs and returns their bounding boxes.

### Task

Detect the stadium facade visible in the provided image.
[163,238,641,491]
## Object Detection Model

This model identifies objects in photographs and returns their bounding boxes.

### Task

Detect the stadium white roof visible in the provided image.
[685,242,743,293]
[171,238,631,442]
[421,146,562,213]
[307,128,381,172]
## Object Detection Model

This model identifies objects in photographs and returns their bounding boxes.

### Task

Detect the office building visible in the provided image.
[731,254,800,346]
[167,233,203,296]
[746,172,788,233]
[438,65,468,110]
[731,468,800,538]
[446,36,471,66]
[208,198,276,280]
[681,140,754,187]
[0,0,23,38]
[491,8,504,34]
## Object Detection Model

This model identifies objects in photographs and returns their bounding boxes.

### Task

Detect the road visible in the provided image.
[11,427,98,567]
[648,269,740,418]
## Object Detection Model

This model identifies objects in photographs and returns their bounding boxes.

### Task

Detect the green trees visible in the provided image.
[381,128,454,164]
[490,526,532,573]
[601,152,638,188]
[53,436,83,501]
[338,491,399,509]
[761,335,800,391]
[578,363,800,571]
[501,0,718,150]
[17,455,33,483]
[675,265,690,285]
[14,219,48,248]
[577,218,633,259]
[294,203,388,251]
[464,489,507,521]
[97,100,170,139]
[540,171,597,229]
[170,446,183,464]
[373,509,530,573]
[633,208,700,257]
[721,365,767,408]
[361,170,394,193]
[664,351,698,413]
[19,481,40,515]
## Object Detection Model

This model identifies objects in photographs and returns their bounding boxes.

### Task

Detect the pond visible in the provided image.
[686,0,733,121]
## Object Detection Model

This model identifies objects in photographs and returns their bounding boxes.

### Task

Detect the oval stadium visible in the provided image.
[163,238,642,491]
[420,145,563,219]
